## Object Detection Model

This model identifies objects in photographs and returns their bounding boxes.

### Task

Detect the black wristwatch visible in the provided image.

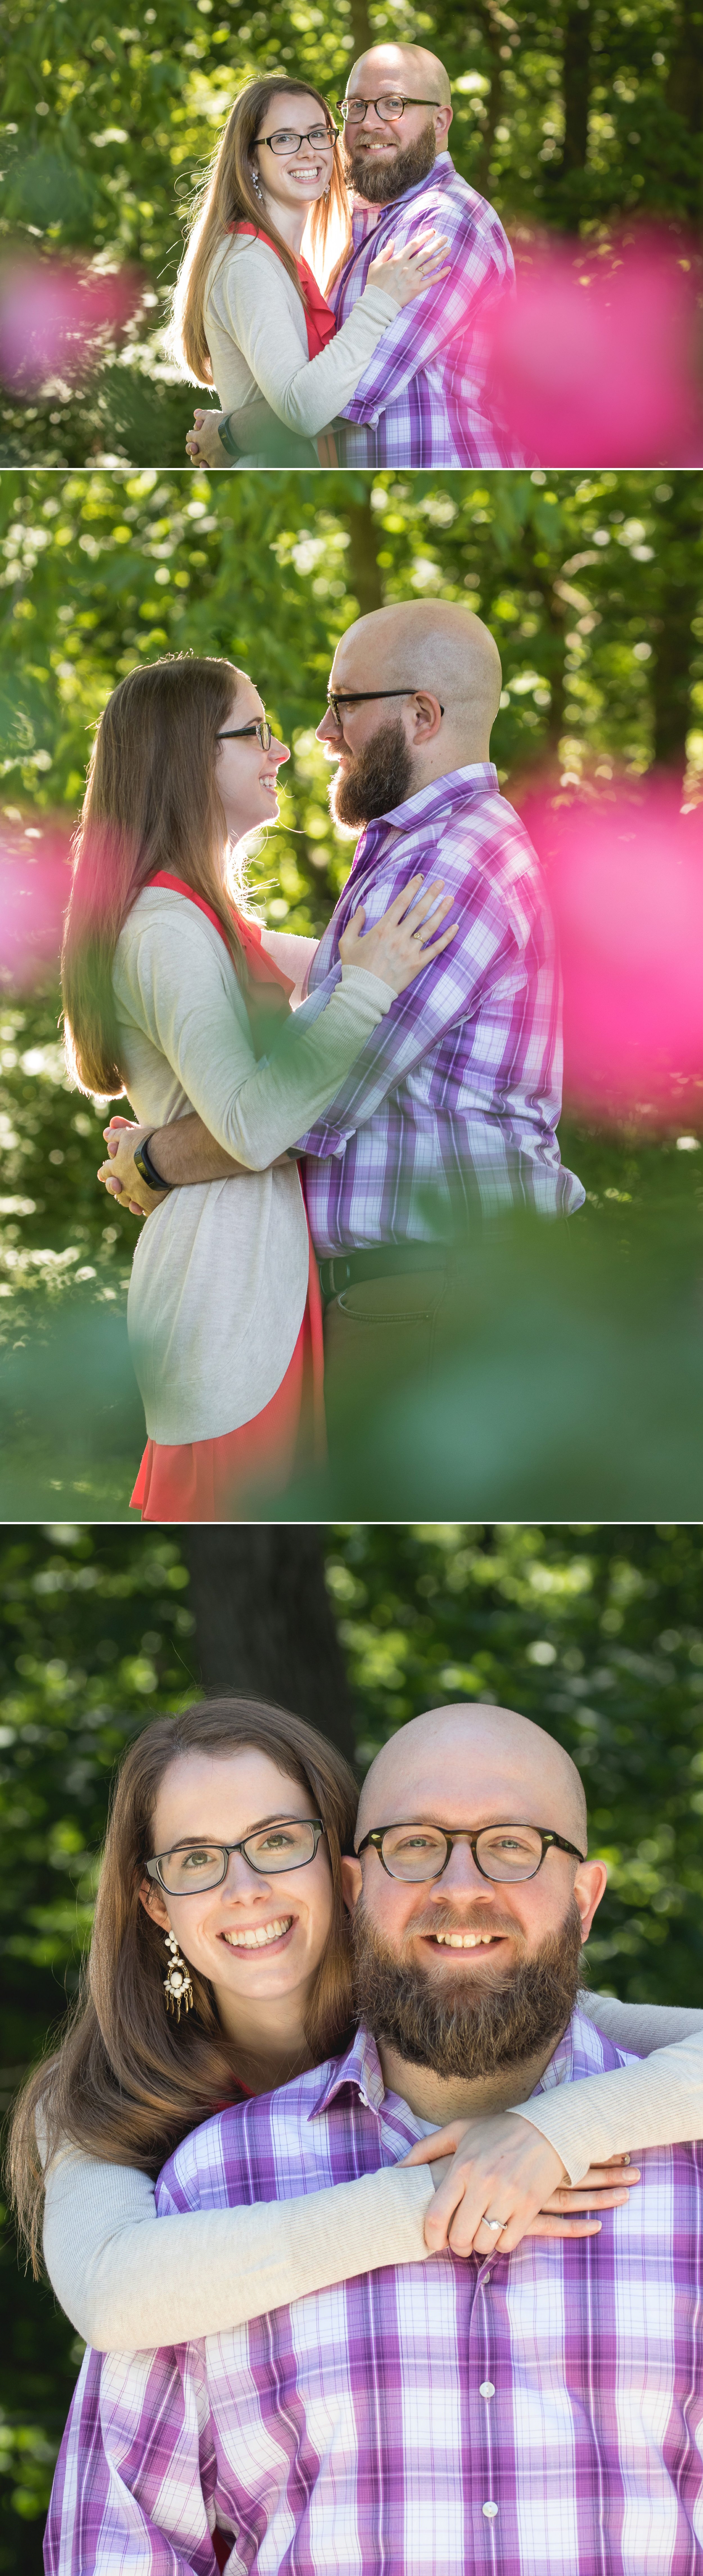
[133,1134,173,1194]
[217,414,242,459]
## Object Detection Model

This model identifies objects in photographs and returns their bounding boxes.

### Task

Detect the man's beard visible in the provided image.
[344,121,437,206]
[352,1899,585,2082]
[330,717,413,829]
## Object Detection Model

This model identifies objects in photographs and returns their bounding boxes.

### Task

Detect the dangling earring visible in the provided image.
[163,1929,194,2021]
[250,165,264,203]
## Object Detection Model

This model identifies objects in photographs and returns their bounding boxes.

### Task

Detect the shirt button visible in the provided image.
[479,2381,495,2399]
[483,2503,499,2519]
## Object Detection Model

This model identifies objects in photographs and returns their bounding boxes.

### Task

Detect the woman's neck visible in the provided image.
[259,191,309,258]
[215,1984,314,2096]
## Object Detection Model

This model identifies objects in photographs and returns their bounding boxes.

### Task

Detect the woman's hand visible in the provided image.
[97,1119,163,1218]
[402,2113,641,2257]
[339,874,455,994]
[185,409,228,464]
[369,227,451,309]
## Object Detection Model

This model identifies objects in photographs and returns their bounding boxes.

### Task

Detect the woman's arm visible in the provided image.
[214,240,404,439]
[42,2139,435,2351]
[511,1996,703,2181]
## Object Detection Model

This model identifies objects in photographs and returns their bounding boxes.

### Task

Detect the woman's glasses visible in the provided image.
[146,1819,325,1895]
[255,124,335,156]
[337,95,440,124]
[216,719,272,750]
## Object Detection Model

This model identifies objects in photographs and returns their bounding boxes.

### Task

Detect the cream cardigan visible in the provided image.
[202,233,397,454]
[41,1997,703,2352]
[113,890,394,1446]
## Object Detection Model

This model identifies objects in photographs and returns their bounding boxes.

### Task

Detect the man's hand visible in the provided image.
[97,1117,168,1219]
[402,2114,640,2256]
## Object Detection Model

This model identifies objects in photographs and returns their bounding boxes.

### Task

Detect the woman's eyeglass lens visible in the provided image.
[216,719,272,749]
[151,1820,323,1894]
[337,96,439,123]
[256,125,334,154]
[364,1824,578,1883]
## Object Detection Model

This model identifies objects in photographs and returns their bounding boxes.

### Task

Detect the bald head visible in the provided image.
[349,43,452,110]
[356,1703,588,1851]
[330,602,502,770]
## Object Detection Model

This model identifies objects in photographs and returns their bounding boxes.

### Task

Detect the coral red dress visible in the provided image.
[130,877,325,1522]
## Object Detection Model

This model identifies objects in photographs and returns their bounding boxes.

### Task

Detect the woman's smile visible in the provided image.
[219,1915,296,1952]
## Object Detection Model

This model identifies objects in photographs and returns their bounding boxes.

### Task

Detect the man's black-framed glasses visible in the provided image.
[326,687,444,727]
[355,1823,586,1884]
[337,94,441,123]
[216,719,272,749]
[146,1819,325,1895]
[255,122,337,156]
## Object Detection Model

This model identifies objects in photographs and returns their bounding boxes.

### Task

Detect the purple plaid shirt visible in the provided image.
[45,2008,703,2576]
[296,762,584,1256]
[329,154,517,466]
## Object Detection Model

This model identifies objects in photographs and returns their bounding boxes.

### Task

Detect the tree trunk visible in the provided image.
[349,0,373,59]
[667,0,703,131]
[182,1529,357,1764]
[650,485,701,770]
[470,0,505,197]
[559,0,592,171]
[345,491,384,617]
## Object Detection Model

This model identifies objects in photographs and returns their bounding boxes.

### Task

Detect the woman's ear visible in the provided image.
[138,1877,170,1930]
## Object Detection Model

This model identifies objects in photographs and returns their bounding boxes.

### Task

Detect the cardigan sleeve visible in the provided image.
[41,2139,434,2351]
[507,1996,703,2181]
[212,238,400,435]
[114,901,395,1167]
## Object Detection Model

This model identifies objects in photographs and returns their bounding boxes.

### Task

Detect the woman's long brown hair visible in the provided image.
[61,654,251,1097]
[8,1698,359,2277]
[172,75,352,387]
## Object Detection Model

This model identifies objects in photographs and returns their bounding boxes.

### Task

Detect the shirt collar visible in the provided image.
[377,761,499,832]
[310,2024,388,2119]
[351,151,456,233]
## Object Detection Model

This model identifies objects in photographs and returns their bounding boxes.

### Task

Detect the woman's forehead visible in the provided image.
[153,1745,308,1829]
[265,90,325,120]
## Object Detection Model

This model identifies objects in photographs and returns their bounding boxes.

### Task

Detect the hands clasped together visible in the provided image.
[403,2114,639,2258]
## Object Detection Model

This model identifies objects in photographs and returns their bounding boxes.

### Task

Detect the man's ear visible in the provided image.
[410,691,443,743]
[433,104,452,142]
[341,1854,363,1913]
[574,1858,607,1942]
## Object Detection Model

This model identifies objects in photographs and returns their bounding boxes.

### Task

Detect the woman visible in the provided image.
[10,1696,703,2375]
[61,654,455,1521]
[172,75,449,467]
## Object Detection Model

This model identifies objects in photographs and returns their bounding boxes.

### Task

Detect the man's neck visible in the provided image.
[376,2027,567,2125]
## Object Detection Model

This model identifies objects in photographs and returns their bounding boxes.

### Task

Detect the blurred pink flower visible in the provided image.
[0,824,71,989]
[0,256,142,392]
[493,231,703,466]
[517,771,703,1118]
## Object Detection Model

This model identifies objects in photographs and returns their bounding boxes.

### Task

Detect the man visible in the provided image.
[188,42,517,469]
[100,599,584,1432]
[46,1703,703,2571]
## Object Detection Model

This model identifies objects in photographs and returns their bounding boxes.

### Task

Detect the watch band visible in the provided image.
[217,414,242,459]
[133,1135,173,1194]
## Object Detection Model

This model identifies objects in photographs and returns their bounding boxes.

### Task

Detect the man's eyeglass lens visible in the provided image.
[216,720,272,749]
[156,1822,321,1893]
[378,1825,555,1882]
[258,125,333,154]
[338,96,438,122]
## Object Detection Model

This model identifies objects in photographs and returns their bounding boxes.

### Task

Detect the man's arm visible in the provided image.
[44,2344,217,2576]
[340,201,513,426]
[98,1116,249,1218]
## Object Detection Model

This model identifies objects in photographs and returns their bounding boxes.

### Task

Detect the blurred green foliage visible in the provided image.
[1,1518,703,2567]
[1,0,700,462]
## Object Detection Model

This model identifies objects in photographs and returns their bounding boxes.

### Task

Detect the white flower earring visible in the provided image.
[163,1929,194,2021]
[250,164,265,203]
